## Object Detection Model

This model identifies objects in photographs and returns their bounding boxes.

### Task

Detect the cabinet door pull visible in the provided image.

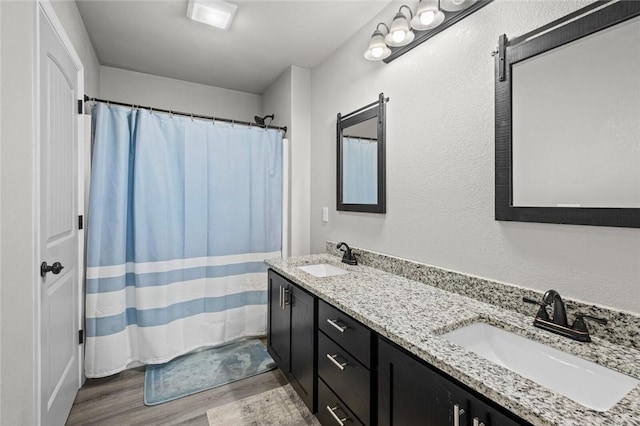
[473,418,485,426]
[326,405,349,425]
[283,287,290,307]
[279,285,283,308]
[326,318,347,333]
[453,404,466,426]
[326,353,348,371]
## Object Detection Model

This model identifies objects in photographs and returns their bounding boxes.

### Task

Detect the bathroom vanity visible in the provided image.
[268,268,526,425]
[267,270,315,411]
[266,251,640,426]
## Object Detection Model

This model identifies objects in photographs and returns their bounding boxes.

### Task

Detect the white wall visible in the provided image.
[0,1,3,419]
[100,66,262,123]
[262,68,293,254]
[310,0,640,314]
[262,67,292,142]
[0,1,99,424]
[262,66,312,256]
[290,66,312,256]
[1,3,36,424]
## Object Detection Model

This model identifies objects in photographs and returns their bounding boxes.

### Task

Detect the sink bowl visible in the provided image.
[442,322,638,412]
[297,263,349,278]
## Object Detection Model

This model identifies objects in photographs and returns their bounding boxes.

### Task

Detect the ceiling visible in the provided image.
[76,0,393,95]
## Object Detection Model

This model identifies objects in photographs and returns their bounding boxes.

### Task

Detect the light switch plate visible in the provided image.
[322,207,329,222]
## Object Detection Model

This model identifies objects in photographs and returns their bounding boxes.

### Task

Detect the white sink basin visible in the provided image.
[297,263,348,278]
[442,322,638,412]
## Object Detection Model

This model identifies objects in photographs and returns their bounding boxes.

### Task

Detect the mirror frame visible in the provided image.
[337,93,387,213]
[495,1,640,228]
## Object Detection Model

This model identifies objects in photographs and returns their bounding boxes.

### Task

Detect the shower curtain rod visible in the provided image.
[343,135,377,141]
[84,95,288,136]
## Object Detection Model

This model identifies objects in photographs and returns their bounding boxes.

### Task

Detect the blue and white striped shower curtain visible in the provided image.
[343,136,378,204]
[85,103,282,377]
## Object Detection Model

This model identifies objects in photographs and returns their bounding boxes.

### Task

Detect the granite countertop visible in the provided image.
[266,253,640,426]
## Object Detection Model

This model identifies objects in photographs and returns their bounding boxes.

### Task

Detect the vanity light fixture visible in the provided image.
[411,0,445,31]
[186,0,238,30]
[365,23,392,61]
[441,0,478,12]
[365,0,493,63]
[385,5,415,47]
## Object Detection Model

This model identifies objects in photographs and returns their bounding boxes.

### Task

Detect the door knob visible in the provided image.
[41,261,64,277]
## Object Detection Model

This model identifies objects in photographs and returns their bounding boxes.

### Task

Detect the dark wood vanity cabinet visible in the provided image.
[267,269,528,426]
[317,300,373,425]
[267,270,316,413]
[378,338,527,426]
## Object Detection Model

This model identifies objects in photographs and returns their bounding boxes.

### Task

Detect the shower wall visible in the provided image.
[262,66,312,257]
[99,66,263,123]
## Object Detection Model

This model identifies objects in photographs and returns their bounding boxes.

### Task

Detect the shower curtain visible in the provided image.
[85,103,282,377]
[343,136,378,204]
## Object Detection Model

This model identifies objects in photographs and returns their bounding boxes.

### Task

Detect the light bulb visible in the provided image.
[420,10,436,25]
[392,30,405,43]
[371,47,384,58]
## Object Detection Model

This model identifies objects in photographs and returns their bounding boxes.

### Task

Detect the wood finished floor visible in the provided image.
[66,350,288,425]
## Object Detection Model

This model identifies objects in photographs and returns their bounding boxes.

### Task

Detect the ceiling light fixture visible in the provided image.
[385,5,415,47]
[365,0,493,63]
[364,23,392,61]
[186,0,237,30]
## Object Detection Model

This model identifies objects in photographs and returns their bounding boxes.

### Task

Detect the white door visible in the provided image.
[38,3,82,425]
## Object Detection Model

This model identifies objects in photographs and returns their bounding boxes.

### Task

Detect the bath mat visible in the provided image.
[206,384,321,426]
[144,339,276,406]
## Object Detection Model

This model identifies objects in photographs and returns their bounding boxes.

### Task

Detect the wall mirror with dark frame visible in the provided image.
[495,0,640,228]
[337,93,388,213]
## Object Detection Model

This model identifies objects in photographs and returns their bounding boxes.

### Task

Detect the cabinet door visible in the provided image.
[470,396,528,426]
[379,338,528,426]
[290,284,316,412]
[378,338,458,425]
[267,271,290,372]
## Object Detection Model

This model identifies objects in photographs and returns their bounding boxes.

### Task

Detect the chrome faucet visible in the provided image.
[336,242,357,265]
[523,289,607,343]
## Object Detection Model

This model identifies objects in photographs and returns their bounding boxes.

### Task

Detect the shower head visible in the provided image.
[254,114,274,126]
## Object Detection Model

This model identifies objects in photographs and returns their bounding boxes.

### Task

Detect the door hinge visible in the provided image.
[77,99,83,114]
[79,330,84,344]
[78,215,83,230]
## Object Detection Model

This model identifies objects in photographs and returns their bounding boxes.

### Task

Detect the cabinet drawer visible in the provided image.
[318,300,371,368]
[318,332,370,425]
[317,378,364,426]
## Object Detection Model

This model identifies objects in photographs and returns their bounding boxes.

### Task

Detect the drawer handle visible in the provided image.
[326,405,349,425]
[453,404,466,426]
[326,353,348,371]
[326,318,347,333]
[473,418,485,426]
